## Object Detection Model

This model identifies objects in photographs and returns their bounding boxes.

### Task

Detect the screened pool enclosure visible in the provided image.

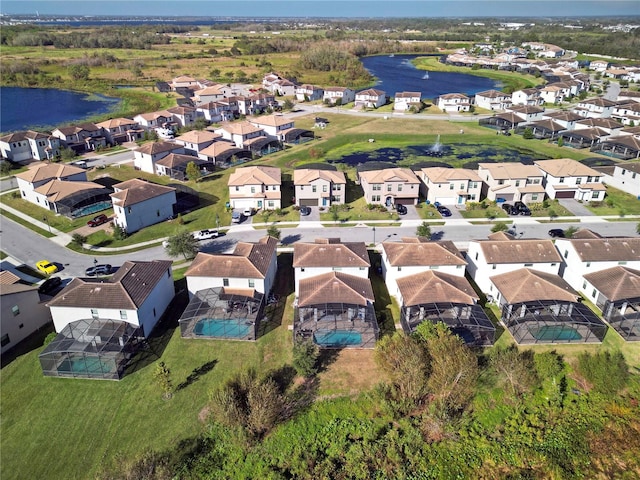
[39,319,142,380]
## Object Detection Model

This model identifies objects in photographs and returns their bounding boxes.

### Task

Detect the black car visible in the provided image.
[300,206,312,216]
[85,264,112,276]
[437,205,452,217]
[501,203,518,215]
[514,201,531,216]
[548,229,565,238]
[396,204,408,215]
[38,276,62,295]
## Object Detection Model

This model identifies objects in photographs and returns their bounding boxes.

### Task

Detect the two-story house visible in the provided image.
[0,130,60,162]
[195,101,235,123]
[612,100,640,126]
[509,105,545,123]
[477,162,545,203]
[419,167,482,205]
[95,118,144,145]
[354,88,386,109]
[133,141,184,174]
[247,114,294,142]
[534,158,605,201]
[228,165,282,210]
[293,238,378,348]
[474,90,511,111]
[133,110,176,131]
[358,168,420,207]
[173,130,220,156]
[393,91,422,111]
[596,162,640,198]
[213,121,266,149]
[110,178,177,234]
[511,88,543,106]
[323,87,356,106]
[572,97,616,119]
[295,84,324,102]
[193,84,227,104]
[293,169,346,208]
[15,163,87,207]
[166,105,198,128]
[51,123,106,153]
[436,93,471,112]
[197,140,248,167]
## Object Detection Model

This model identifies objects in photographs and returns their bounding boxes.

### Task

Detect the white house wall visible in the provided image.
[187,276,266,298]
[50,306,140,334]
[134,271,175,336]
[114,191,176,234]
[1,289,52,354]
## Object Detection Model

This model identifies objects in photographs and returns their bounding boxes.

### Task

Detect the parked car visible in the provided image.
[70,160,88,169]
[231,211,242,223]
[242,207,254,217]
[548,228,565,238]
[502,203,518,215]
[36,260,58,275]
[38,276,62,295]
[514,201,531,216]
[193,229,219,241]
[85,264,112,276]
[437,205,452,217]
[300,206,312,216]
[396,204,408,215]
[87,214,109,227]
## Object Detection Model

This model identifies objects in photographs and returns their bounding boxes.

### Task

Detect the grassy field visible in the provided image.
[585,186,640,216]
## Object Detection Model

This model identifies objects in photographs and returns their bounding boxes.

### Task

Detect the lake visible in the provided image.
[0,87,121,134]
[360,54,500,99]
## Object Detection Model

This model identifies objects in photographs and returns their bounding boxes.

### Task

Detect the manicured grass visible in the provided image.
[461,205,508,219]
[0,205,56,238]
[0,251,7,260]
[585,186,640,216]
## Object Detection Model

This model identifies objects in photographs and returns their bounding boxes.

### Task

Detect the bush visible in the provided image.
[576,351,629,396]
[491,222,509,233]
[71,233,87,246]
[292,340,319,378]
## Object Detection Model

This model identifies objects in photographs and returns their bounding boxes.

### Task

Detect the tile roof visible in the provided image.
[570,229,603,239]
[0,270,21,285]
[0,130,51,142]
[561,237,640,262]
[293,169,346,185]
[218,121,263,136]
[356,88,385,96]
[545,111,583,122]
[575,117,624,129]
[478,162,542,180]
[439,93,469,100]
[174,130,220,144]
[228,166,281,187]
[476,89,509,98]
[395,91,421,98]
[199,141,242,157]
[382,239,466,267]
[15,163,86,183]
[396,270,478,307]
[54,123,100,134]
[476,238,562,264]
[185,236,278,279]
[584,266,640,302]
[34,180,107,202]
[298,271,374,307]
[95,118,137,129]
[47,260,172,309]
[135,141,180,155]
[491,268,578,304]
[534,158,602,177]
[358,168,420,185]
[293,239,370,268]
[248,114,293,127]
[111,179,176,207]
[420,167,481,183]
[155,153,204,168]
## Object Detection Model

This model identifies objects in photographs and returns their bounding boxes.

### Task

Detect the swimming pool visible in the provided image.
[530,325,582,342]
[313,330,363,347]
[57,356,117,376]
[72,201,112,218]
[194,318,252,338]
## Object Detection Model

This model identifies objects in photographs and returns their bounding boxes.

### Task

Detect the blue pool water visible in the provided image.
[72,201,112,218]
[194,318,251,338]
[530,325,582,342]
[58,356,116,375]
[313,330,363,347]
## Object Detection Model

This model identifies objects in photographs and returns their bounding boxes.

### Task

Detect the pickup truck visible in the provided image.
[193,229,219,240]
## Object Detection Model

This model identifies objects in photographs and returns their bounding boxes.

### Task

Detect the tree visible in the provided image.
[491,222,509,233]
[185,161,201,182]
[292,339,319,378]
[153,362,173,400]
[282,98,294,111]
[71,233,87,247]
[415,221,431,239]
[266,225,281,241]
[112,223,127,240]
[59,146,76,161]
[329,204,340,223]
[68,64,90,81]
[563,226,579,238]
[557,136,564,147]
[522,127,534,139]
[489,346,538,398]
[165,230,199,260]
[548,208,557,220]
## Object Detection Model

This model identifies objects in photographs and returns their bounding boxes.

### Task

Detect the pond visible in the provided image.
[0,87,121,134]
[360,54,500,100]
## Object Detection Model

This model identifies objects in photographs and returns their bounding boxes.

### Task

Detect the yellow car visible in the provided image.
[36,260,58,275]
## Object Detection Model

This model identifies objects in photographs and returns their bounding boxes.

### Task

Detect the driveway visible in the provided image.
[299,206,320,222]
[557,199,593,217]
[400,205,421,221]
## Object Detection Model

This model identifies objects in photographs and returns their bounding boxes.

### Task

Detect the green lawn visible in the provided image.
[585,186,640,216]
[0,205,56,238]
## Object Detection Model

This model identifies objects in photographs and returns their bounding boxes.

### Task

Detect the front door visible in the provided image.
[257,200,263,208]
[322,198,327,206]
[457,195,464,205]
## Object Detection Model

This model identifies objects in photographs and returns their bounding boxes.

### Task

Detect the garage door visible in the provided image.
[395,198,415,205]
[434,197,455,205]
[232,199,254,209]
[299,198,318,207]
[555,190,576,199]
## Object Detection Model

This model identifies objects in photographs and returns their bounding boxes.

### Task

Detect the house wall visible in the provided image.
[16,171,88,208]
[135,269,175,336]
[295,178,344,207]
[294,266,369,295]
[1,288,52,354]
[133,151,174,174]
[50,306,139,333]
[187,276,266,299]
[601,166,640,198]
[466,242,561,294]
[229,183,281,210]
[359,177,419,205]
[420,176,482,205]
[436,96,470,112]
[541,172,604,201]
[113,191,177,234]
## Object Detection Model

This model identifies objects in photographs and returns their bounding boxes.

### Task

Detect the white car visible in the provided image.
[193,229,219,240]
[242,208,254,217]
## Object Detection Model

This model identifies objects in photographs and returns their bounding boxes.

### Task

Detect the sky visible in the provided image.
[1,1,639,19]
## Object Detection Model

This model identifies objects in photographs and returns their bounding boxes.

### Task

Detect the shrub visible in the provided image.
[491,222,509,233]
[292,340,319,378]
[576,351,629,396]
[71,233,87,246]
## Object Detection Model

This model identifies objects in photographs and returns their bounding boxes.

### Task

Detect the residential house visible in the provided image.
[171,75,198,90]
[596,162,640,198]
[197,140,248,167]
[466,235,562,295]
[583,266,640,341]
[271,78,297,97]
[110,178,177,234]
[572,97,616,119]
[509,105,545,123]
[539,83,570,104]
[51,123,106,153]
[474,90,511,111]
[358,168,420,207]
[534,158,605,201]
[293,238,378,348]
[227,165,282,210]
[436,93,471,112]
[1,271,52,355]
[0,130,60,162]
[323,87,356,106]
[542,110,583,130]
[490,268,607,344]
[193,84,227,104]
[525,118,565,140]
[293,169,346,207]
[248,114,294,142]
[96,118,144,145]
[393,91,422,111]
[155,153,210,181]
[591,130,640,160]
[133,141,183,174]
[354,88,386,109]
[511,88,543,106]
[553,237,640,293]
[185,236,278,298]
[295,84,324,102]
[419,167,482,205]
[167,105,197,128]
[589,60,610,72]
[196,101,235,123]
[133,111,176,132]
[477,162,546,203]
[213,121,266,149]
[173,130,220,156]
[612,100,640,126]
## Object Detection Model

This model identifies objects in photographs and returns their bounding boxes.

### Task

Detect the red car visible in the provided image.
[87,214,110,227]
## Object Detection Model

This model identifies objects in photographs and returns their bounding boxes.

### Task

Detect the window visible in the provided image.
[235,186,239,191]
[120,310,128,320]
[1,334,9,347]
[475,252,478,260]
[456,265,463,269]
[387,184,392,191]
[398,184,403,192]
[429,265,439,270]
[524,263,533,267]
[359,267,366,270]
[373,184,381,191]
[498,180,504,185]
[11,305,19,316]
[223,278,229,287]
[564,250,569,259]
[157,210,160,217]
[248,279,255,288]
[559,177,565,183]
[586,262,591,267]
[492,264,497,270]
[592,192,600,199]
[332,196,341,202]
[582,281,587,289]
[153,308,156,317]
[576,177,582,184]
[251,186,256,193]
[551,263,556,266]
[397,267,402,272]
[267,201,274,208]
[332,267,342,272]
[333,184,342,191]
[91,308,98,319]
[515,180,520,187]
[322,184,328,192]
[532,194,538,201]
[300,268,305,272]
[128,207,132,214]
[618,261,628,266]
[592,289,597,298]
[460,183,465,190]
[312,185,317,193]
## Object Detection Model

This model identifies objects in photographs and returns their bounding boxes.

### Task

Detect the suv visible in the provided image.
[501,203,517,215]
[396,204,408,215]
[437,205,452,217]
[38,276,62,295]
[85,264,112,276]
[87,214,109,227]
[299,206,312,216]
[193,229,219,241]
[548,228,565,238]
[242,207,254,217]
[514,201,531,216]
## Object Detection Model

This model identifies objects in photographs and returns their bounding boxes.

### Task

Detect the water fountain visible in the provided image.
[426,135,443,157]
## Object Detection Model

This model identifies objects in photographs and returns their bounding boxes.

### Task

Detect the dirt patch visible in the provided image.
[198,404,211,424]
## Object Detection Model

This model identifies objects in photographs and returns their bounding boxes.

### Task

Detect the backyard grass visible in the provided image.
[585,186,640,216]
